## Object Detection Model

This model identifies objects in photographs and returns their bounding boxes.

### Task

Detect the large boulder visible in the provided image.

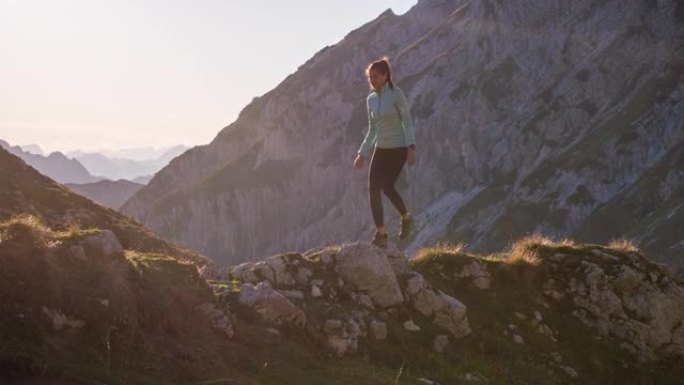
[333,243,404,308]
[238,281,306,327]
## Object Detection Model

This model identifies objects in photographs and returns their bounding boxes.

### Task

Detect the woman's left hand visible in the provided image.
[407,147,417,166]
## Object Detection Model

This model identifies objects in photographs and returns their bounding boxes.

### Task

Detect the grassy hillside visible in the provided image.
[2,216,683,384]
[0,148,205,265]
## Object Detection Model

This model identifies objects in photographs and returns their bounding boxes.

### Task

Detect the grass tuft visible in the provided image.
[507,234,575,266]
[607,238,640,253]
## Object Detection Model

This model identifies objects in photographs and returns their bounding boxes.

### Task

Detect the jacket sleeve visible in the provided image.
[358,96,377,157]
[395,88,416,147]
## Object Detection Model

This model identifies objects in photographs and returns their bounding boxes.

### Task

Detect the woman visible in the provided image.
[354,57,417,247]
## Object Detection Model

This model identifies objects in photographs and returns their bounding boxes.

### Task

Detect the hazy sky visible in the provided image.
[1,0,417,152]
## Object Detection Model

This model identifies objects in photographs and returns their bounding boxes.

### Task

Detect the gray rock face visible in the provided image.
[334,243,405,307]
[121,0,684,274]
[543,248,684,361]
[222,242,471,356]
[238,281,306,327]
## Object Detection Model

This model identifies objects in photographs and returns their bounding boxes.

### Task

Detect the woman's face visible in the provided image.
[368,69,388,91]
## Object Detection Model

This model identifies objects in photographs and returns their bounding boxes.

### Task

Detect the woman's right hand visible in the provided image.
[354,154,365,169]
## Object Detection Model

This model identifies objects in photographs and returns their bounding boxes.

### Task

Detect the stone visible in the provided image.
[370,320,388,340]
[513,334,524,344]
[403,320,421,331]
[405,274,444,316]
[42,307,85,331]
[311,285,323,298]
[354,294,375,310]
[611,266,644,292]
[457,261,492,289]
[323,319,360,356]
[333,243,404,307]
[265,254,296,286]
[433,293,471,338]
[196,303,234,338]
[433,334,449,353]
[84,230,123,257]
[239,281,306,327]
[231,262,257,284]
[559,365,579,379]
[296,267,313,285]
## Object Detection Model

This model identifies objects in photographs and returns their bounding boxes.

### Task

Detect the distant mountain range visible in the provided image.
[70,145,189,181]
[0,139,100,184]
[0,140,188,184]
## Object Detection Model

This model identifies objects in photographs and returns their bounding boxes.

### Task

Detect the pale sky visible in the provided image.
[0,0,417,153]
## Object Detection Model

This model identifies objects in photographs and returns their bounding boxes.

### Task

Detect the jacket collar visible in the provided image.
[374,82,390,95]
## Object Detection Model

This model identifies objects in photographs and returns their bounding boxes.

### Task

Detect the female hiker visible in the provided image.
[353,57,417,247]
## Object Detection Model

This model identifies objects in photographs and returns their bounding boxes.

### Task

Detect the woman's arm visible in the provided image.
[395,88,415,147]
[357,97,377,158]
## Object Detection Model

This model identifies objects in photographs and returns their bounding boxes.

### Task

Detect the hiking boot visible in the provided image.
[399,215,412,240]
[372,232,388,248]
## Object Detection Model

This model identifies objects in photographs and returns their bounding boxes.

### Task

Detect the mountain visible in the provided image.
[0,140,99,184]
[74,145,190,181]
[66,179,145,210]
[121,0,684,273]
[0,147,205,265]
[19,144,45,156]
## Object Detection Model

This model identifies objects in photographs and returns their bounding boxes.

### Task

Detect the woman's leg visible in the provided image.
[368,148,386,229]
[380,147,408,216]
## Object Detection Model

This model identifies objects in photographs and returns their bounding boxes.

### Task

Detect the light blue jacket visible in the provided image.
[357,83,416,157]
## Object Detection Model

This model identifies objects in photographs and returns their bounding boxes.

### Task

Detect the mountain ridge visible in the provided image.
[122,0,684,274]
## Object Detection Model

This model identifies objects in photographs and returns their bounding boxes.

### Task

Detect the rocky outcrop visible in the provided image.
[541,248,684,361]
[213,242,471,356]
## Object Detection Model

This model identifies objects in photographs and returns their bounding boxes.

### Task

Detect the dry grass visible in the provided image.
[413,242,467,263]
[607,238,640,253]
[507,234,575,266]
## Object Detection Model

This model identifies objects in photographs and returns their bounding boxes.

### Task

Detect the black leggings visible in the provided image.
[369,147,408,228]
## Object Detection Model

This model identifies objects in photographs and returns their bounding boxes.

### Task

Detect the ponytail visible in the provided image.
[366,56,394,89]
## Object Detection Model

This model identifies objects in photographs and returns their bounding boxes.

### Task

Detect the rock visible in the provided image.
[403,320,421,331]
[354,293,375,310]
[311,285,323,298]
[84,230,123,257]
[456,260,492,289]
[417,379,441,385]
[433,293,471,338]
[239,281,306,327]
[231,262,257,284]
[296,267,313,285]
[265,254,296,286]
[433,334,449,353]
[323,319,360,356]
[385,243,410,276]
[42,307,85,331]
[611,266,644,292]
[370,320,388,340]
[405,273,444,316]
[196,303,234,338]
[513,334,525,344]
[559,365,579,379]
[280,290,304,301]
[251,261,275,283]
[333,243,404,307]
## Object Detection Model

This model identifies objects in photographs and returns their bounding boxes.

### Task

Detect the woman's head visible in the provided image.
[366,57,394,91]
